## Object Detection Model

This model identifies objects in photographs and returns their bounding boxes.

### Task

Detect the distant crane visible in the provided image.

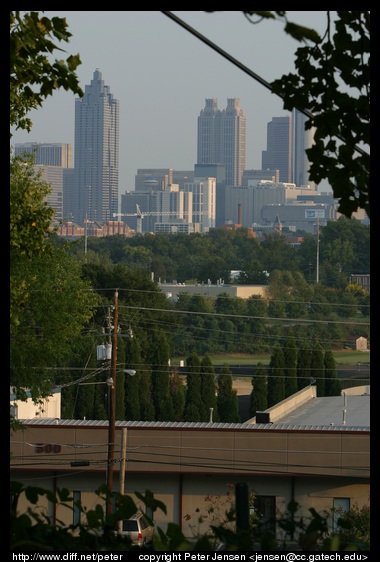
[113,204,202,233]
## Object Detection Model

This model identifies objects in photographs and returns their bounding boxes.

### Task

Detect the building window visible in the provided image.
[252,495,276,535]
[332,498,350,533]
[73,491,81,525]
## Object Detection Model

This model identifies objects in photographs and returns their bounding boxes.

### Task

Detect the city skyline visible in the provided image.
[10,11,333,193]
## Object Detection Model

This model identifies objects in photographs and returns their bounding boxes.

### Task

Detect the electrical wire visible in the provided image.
[161,11,369,158]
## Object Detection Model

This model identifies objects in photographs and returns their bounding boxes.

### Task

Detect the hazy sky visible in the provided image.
[11,11,333,193]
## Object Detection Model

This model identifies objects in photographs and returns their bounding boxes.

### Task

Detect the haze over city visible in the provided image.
[10,11,333,193]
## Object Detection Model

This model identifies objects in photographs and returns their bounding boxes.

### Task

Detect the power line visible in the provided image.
[161,11,369,158]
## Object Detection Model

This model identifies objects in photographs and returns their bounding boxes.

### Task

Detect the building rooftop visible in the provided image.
[277,392,370,428]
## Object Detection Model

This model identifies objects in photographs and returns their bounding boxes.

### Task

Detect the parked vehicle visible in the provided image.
[114,511,154,547]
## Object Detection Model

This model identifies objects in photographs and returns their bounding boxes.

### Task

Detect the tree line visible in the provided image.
[60,332,341,423]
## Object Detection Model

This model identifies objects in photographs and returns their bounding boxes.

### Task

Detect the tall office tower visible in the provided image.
[197,98,246,187]
[262,116,292,183]
[292,108,315,188]
[74,69,119,226]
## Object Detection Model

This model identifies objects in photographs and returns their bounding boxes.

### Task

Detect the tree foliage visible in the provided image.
[249,362,268,418]
[247,12,369,218]
[200,354,219,422]
[267,343,286,407]
[10,11,83,135]
[217,365,240,423]
[184,351,202,422]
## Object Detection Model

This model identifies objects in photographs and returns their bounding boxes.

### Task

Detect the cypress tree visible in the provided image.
[267,343,285,408]
[124,334,142,421]
[170,372,186,421]
[297,342,311,390]
[282,331,298,397]
[150,330,174,421]
[249,362,268,418]
[311,341,325,397]
[115,335,126,420]
[324,350,342,396]
[184,351,202,421]
[200,353,219,422]
[217,364,240,423]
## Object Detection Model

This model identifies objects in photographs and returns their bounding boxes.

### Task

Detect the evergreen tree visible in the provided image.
[311,341,325,397]
[217,364,240,423]
[249,362,268,418]
[324,350,342,396]
[297,342,311,390]
[61,336,98,420]
[170,372,186,421]
[139,368,155,421]
[184,351,202,422]
[150,331,174,421]
[115,335,126,421]
[124,335,141,420]
[282,331,298,398]
[93,373,108,421]
[200,354,219,422]
[267,343,285,408]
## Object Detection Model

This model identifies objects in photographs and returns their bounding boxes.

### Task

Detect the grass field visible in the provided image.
[171,349,370,367]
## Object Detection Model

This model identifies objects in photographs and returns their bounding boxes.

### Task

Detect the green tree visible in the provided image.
[260,235,300,273]
[297,342,312,390]
[170,372,186,421]
[150,331,174,421]
[331,500,370,550]
[249,363,268,418]
[10,11,83,135]
[10,242,99,405]
[200,354,219,422]
[324,350,342,396]
[184,351,202,422]
[217,364,240,423]
[282,332,298,397]
[310,341,325,397]
[10,154,57,329]
[267,343,286,407]
[124,335,142,421]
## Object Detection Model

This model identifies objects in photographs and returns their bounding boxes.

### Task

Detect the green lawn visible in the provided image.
[171,349,370,367]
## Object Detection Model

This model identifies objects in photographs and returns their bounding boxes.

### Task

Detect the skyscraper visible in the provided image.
[197,98,246,187]
[262,110,315,187]
[261,116,292,183]
[73,69,119,226]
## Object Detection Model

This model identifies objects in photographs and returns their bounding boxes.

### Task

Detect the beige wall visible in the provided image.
[11,421,369,541]
[13,470,369,540]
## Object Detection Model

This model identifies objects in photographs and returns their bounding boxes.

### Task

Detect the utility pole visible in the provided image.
[106,289,118,517]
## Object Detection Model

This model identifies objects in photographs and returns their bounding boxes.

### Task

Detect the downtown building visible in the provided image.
[197,98,246,228]
[197,98,246,187]
[14,142,73,226]
[262,109,315,188]
[72,69,119,227]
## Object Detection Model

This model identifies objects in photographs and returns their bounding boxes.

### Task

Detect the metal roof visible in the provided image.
[275,393,370,428]
[18,385,370,432]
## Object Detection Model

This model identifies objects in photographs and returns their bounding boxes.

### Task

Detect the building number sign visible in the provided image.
[35,443,62,454]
